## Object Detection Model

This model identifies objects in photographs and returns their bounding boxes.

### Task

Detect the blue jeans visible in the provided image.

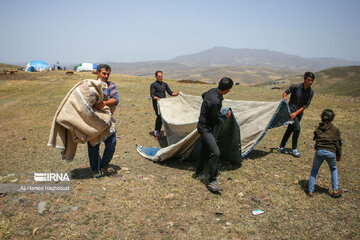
[308,149,338,192]
[87,133,116,171]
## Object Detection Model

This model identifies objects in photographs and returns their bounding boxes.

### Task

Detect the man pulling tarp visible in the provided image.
[48,65,118,179]
[194,77,234,192]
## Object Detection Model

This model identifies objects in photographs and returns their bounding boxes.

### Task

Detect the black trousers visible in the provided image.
[152,99,162,131]
[196,128,220,182]
[280,116,301,149]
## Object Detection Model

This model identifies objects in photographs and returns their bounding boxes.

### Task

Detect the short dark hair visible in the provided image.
[97,64,111,73]
[155,70,163,77]
[218,77,234,91]
[321,109,335,123]
[304,72,315,80]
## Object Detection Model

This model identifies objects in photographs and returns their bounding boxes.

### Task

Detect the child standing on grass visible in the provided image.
[308,109,342,197]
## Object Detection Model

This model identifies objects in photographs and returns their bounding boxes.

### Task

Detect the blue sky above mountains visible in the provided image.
[1,0,359,64]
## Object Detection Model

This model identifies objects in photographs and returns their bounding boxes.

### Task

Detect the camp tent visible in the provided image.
[73,63,97,72]
[137,92,292,162]
[25,60,51,72]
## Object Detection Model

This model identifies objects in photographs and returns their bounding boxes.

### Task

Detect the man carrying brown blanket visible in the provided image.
[87,64,119,177]
[48,64,118,178]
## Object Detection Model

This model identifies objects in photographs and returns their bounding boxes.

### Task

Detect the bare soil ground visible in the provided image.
[0,71,359,239]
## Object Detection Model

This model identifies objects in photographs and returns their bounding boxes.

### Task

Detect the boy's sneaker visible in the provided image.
[291,149,301,157]
[332,189,342,198]
[277,147,289,154]
[207,181,223,192]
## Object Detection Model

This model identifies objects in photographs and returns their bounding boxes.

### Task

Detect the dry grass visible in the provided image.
[0,71,359,239]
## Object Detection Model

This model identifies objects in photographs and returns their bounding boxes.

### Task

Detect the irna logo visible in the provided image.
[34,173,71,182]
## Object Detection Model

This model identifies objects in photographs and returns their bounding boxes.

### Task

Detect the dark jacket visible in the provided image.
[286,83,314,117]
[314,122,342,157]
[197,88,225,132]
[150,81,173,99]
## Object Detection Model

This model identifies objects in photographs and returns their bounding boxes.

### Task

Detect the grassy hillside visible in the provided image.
[169,65,302,85]
[314,66,360,97]
[110,62,301,85]
[0,63,20,72]
[0,71,359,239]
[256,66,360,97]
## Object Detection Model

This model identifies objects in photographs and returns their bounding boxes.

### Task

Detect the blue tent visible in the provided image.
[26,60,51,72]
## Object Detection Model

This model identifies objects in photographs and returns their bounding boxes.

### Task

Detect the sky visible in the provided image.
[1,0,360,65]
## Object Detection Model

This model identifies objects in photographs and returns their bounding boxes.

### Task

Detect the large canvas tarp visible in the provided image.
[137,92,292,162]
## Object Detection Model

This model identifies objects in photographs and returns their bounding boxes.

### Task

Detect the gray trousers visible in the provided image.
[196,128,220,182]
[280,115,301,149]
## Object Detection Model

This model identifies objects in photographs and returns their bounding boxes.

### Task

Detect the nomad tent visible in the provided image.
[137,92,292,163]
[25,60,51,72]
[73,63,98,72]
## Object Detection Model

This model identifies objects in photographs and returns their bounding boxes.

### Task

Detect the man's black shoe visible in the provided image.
[207,181,223,192]
[192,172,205,180]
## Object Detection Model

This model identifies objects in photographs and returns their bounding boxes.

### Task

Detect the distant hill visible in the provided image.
[170,47,360,71]
[108,47,359,84]
[256,66,360,97]
[0,63,20,72]
[166,65,302,84]
[108,61,193,76]
[109,61,301,85]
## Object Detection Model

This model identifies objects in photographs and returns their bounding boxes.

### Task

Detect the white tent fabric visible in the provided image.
[137,92,291,162]
[75,63,96,72]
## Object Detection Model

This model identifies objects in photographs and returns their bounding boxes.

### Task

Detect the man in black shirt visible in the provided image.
[150,71,179,139]
[195,77,233,192]
[278,72,315,157]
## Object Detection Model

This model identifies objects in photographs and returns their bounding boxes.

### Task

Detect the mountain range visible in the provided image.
[170,47,359,70]
[4,47,359,85]
[108,47,359,84]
